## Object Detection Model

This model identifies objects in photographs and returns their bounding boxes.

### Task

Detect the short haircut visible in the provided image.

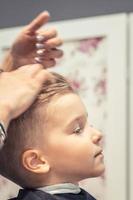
[0,72,74,188]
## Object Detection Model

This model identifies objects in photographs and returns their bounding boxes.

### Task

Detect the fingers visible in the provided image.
[16,63,56,80]
[23,11,63,66]
[36,37,63,50]
[34,58,56,68]
[17,64,43,77]
[36,69,55,84]
[25,11,50,33]
[19,64,55,85]
[35,32,63,66]
[35,37,63,65]
[36,28,57,41]
[35,47,63,67]
[34,48,63,66]
[36,49,63,59]
[35,27,63,65]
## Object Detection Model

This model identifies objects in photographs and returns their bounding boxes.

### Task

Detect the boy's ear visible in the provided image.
[22,149,50,174]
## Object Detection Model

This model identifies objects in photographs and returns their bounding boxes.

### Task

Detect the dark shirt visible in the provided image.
[9,188,96,200]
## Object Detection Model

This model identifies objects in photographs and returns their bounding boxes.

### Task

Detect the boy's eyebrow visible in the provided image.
[65,112,88,129]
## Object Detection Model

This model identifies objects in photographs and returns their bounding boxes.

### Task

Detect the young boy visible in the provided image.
[0,72,105,200]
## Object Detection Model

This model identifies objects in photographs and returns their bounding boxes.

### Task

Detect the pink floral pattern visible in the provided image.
[77,37,104,55]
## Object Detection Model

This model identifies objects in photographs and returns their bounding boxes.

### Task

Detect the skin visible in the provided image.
[0,64,54,130]
[2,11,63,71]
[0,11,63,131]
[23,93,105,186]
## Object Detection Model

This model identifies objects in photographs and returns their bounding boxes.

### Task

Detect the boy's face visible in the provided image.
[40,93,105,183]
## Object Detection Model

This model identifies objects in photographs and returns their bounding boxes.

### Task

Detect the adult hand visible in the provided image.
[2,11,63,71]
[0,64,53,129]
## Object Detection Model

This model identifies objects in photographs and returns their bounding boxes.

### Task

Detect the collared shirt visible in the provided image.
[38,183,81,195]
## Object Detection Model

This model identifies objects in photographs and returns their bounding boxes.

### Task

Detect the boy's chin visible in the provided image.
[92,166,105,178]
[86,165,105,179]
[78,168,105,182]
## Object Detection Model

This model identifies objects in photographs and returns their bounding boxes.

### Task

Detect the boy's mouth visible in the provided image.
[94,149,103,157]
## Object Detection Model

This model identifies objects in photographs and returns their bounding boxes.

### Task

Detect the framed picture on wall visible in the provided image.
[0,13,127,200]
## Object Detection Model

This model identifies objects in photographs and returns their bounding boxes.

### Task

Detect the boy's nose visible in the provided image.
[91,129,103,144]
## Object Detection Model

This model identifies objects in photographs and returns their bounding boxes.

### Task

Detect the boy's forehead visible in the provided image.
[46,93,87,126]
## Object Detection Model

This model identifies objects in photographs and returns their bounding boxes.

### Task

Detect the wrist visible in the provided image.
[0,105,11,131]
[0,121,7,149]
[1,50,14,72]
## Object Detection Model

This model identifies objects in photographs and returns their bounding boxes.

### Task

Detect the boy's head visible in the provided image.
[0,72,105,188]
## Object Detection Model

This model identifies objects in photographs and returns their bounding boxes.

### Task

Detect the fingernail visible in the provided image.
[34,57,44,63]
[43,10,50,15]
[36,35,45,42]
[36,43,45,49]
[36,49,45,55]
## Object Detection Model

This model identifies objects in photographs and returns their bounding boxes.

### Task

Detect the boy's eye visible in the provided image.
[73,126,82,134]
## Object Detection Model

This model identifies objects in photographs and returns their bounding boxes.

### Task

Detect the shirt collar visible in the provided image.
[38,183,81,195]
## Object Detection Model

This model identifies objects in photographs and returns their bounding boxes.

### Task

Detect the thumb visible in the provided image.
[25,11,50,33]
[36,70,55,84]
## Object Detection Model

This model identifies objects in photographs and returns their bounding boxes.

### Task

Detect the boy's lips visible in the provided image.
[94,149,103,157]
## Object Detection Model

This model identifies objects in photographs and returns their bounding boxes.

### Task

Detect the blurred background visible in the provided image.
[0,1,133,200]
[0,0,133,28]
